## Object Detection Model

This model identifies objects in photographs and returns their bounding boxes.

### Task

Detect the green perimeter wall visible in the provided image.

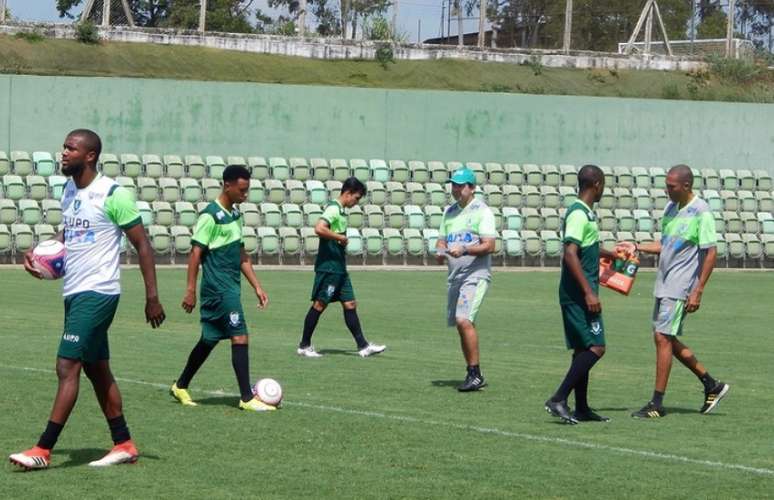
[1,74,773,171]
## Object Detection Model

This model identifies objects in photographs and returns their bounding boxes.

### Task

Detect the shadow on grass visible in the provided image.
[431,380,461,388]
[317,348,355,356]
[195,396,239,407]
[52,448,159,468]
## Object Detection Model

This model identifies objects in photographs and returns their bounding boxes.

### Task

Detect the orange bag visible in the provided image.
[599,255,639,296]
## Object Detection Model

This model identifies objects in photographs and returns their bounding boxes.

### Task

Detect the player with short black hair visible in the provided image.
[170,164,276,411]
[296,177,386,358]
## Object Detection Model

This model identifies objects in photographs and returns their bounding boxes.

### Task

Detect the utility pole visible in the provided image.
[562,0,572,54]
[199,0,207,32]
[447,0,451,44]
[690,0,696,56]
[299,0,307,36]
[456,0,463,47]
[478,0,487,48]
[392,0,399,39]
[726,0,736,58]
[417,19,421,43]
[0,0,6,24]
[440,1,445,39]
[102,0,111,27]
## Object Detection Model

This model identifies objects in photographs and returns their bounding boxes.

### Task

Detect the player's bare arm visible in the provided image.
[315,219,347,247]
[435,238,448,264]
[564,241,600,313]
[686,246,717,313]
[240,247,269,309]
[182,245,203,313]
[125,224,166,328]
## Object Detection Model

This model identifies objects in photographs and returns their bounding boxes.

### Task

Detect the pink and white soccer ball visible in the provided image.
[32,240,66,280]
[252,378,283,406]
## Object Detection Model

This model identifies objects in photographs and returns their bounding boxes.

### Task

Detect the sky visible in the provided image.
[7,0,485,43]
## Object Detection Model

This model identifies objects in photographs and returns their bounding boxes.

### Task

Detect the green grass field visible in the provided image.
[2,268,773,498]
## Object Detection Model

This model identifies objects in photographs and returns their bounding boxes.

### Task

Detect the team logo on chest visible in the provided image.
[73,199,82,214]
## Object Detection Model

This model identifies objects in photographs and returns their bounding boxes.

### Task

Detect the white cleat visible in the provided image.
[88,441,139,467]
[297,346,323,358]
[358,343,386,357]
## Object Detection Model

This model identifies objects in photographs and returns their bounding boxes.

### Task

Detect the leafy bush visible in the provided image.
[75,21,100,44]
[707,55,761,83]
[14,31,45,43]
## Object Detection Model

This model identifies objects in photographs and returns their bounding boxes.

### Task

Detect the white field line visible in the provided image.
[4,364,773,477]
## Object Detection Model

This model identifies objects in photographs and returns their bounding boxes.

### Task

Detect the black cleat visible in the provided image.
[544,399,578,425]
[631,401,666,419]
[700,382,730,414]
[457,373,487,392]
[572,409,611,422]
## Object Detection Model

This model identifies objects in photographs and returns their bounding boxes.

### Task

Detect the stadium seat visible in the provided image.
[386,182,406,205]
[137,177,159,202]
[244,179,263,204]
[257,227,279,256]
[382,228,403,257]
[404,205,425,229]
[3,175,25,201]
[702,189,722,212]
[0,152,9,176]
[366,181,386,205]
[522,207,541,231]
[446,161,464,177]
[330,159,350,182]
[350,159,369,182]
[598,208,616,232]
[26,175,48,201]
[301,227,318,256]
[171,226,192,254]
[206,156,226,180]
[32,152,55,177]
[100,153,121,178]
[425,182,445,207]
[403,228,424,257]
[163,155,185,179]
[260,203,282,228]
[33,223,56,243]
[485,162,506,185]
[264,179,285,204]
[522,164,541,186]
[540,231,559,257]
[159,178,180,202]
[151,201,174,226]
[248,157,269,180]
[11,151,33,176]
[744,233,763,260]
[305,180,326,205]
[720,190,738,212]
[558,186,577,208]
[598,231,616,252]
[116,176,137,197]
[464,162,484,186]
[196,201,209,213]
[286,180,306,204]
[12,223,33,252]
[736,169,754,191]
[280,227,302,257]
[650,167,666,189]
[613,166,633,188]
[738,190,756,213]
[226,155,248,176]
[19,199,41,225]
[702,168,720,190]
[351,205,367,229]
[281,203,303,228]
[763,234,774,259]
[715,236,728,259]
[185,155,206,179]
[412,160,433,183]
[384,205,404,229]
[719,169,738,191]
[240,202,260,227]
[424,205,443,229]
[120,154,142,178]
[713,212,725,233]
[320,181,339,201]
[362,227,383,256]
[632,167,650,188]
[504,164,523,186]
[388,160,409,183]
[310,158,331,181]
[520,230,540,257]
[649,188,668,210]
[364,204,385,228]
[147,225,170,254]
[756,191,773,212]
[599,166,614,187]
[289,157,311,181]
[136,201,153,226]
[540,186,560,209]
[269,157,290,181]
[540,208,560,231]
[598,188,615,210]
[42,199,62,225]
[754,170,772,191]
[242,226,258,255]
[422,228,440,256]
[482,184,502,208]
[559,164,577,187]
[632,188,652,210]
[614,209,635,232]
[634,231,654,246]
[369,159,389,183]
[541,164,560,187]
[502,185,522,207]
[723,211,742,234]
[633,209,653,232]
[502,207,522,231]
[142,154,164,178]
[614,187,634,210]
[616,231,635,246]
[758,212,774,234]
[522,185,540,209]
[174,201,197,227]
[741,212,759,234]
[303,203,322,226]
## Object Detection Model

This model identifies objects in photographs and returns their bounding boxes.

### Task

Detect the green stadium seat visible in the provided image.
[701,168,719,190]
[46,175,65,200]
[616,231,635,246]
[633,209,653,232]
[632,188,651,210]
[330,159,350,182]
[142,154,164,178]
[289,158,311,181]
[120,154,142,178]
[522,185,540,209]
[42,199,62,225]
[99,153,120,178]
[762,234,774,259]
[720,190,738,212]
[423,182,444,207]
[424,205,443,229]
[243,179,262,204]
[282,203,303,228]
[634,231,654,246]
[269,157,290,181]
[736,169,754,191]
[502,185,522,207]
[521,164,540,186]
[365,204,385,228]
[362,227,383,256]
[719,169,737,191]
[163,155,185,179]
[260,203,282,228]
[599,166,614,187]
[738,190,756,213]
[264,179,285,204]
[725,233,744,259]
[242,226,258,255]
[614,187,634,210]
[446,161,464,176]
[482,185,502,208]
[310,158,331,181]
[491,206,502,230]
[27,175,48,201]
[196,201,209,213]
[758,212,774,234]
[650,167,667,189]
[613,166,633,188]
[715,235,727,259]
[137,177,159,202]
[32,152,55,177]
[286,180,306,204]
[185,155,206,179]
[257,227,279,256]
[347,205,364,229]
[632,167,650,188]
[206,156,226,180]
[388,160,409,183]
[557,186,576,208]
[303,203,322,226]
[12,223,33,252]
[522,207,540,231]
[248,157,269,180]
[227,156,248,171]
[403,228,424,257]
[146,225,169,254]
[702,189,721,212]
[170,226,192,254]
[465,162,485,186]
[597,208,616,232]
[159,178,180,202]
[33,223,56,243]
[519,230,539,257]
[649,188,668,210]
[740,212,759,234]
[756,191,773,212]
[540,208,560,231]
[384,182,405,205]
[504,164,523,186]
[325,180,342,200]
[502,207,522,231]
[598,188,615,210]
[540,164,560,187]
[384,205,404,229]
[301,227,318,256]
[422,228,440,256]
[541,230,561,258]
[596,231,614,252]
[19,199,41,225]
[135,201,152,226]
[3,175,24,200]
[116,176,137,198]
[713,212,725,233]
[305,180,326,205]
[174,201,196,227]
[350,159,370,182]
[179,178,201,203]
[485,162,506,185]
[239,202,260,227]
[723,211,742,234]
[380,227,401,257]
[754,170,772,191]
[540,186,560,209]
[404,205,424,229]
[556,164,575,188]
[413,161,434,183]
[689,168,702,190]
[744,233,762,260]
[614,209,635,232]
[0,152,9,176]
[10,151,32,176]
[366,181,386,206]
[280,227,302,257]
[151,201,174,226]
[502,229,522,257]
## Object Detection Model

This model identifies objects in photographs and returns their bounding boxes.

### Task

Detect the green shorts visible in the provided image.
[200,294,248,345]
[447,277,490,327]
[652,298,686,336]
[561,303,606,350]
[311,272,355,304]
[58,291,120,363]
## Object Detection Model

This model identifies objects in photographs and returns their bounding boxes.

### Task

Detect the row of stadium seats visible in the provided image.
[2,150,772,192]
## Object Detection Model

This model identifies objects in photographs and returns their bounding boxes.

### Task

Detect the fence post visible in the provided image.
[0,0,6,24]
[726,0,736,58]
[562,0,572,54]
[199,0,207,33]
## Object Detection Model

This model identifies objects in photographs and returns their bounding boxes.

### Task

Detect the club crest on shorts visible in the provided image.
[326,284,336,297]
[229,311,241,327]
[590,320,601,335]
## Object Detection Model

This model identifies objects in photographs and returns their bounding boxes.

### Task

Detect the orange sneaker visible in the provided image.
[9,446,51,470]
[88,440,139,467]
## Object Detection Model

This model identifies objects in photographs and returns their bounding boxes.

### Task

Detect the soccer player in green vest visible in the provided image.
[296,177,386,358]
[170,165,275,411]
[545,164,618,424]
